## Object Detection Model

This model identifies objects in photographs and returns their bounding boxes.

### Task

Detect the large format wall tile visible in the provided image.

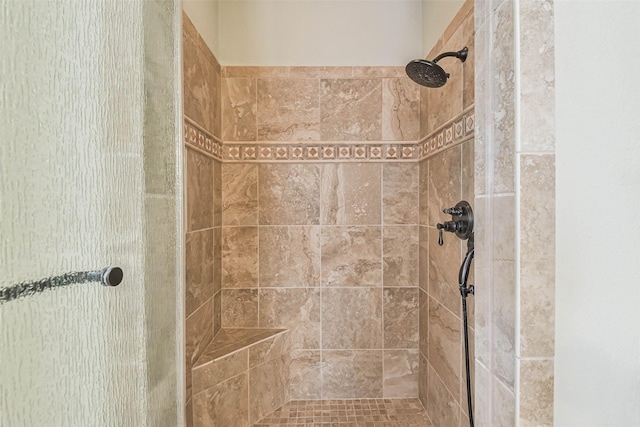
[383,350,419,398]
[322,287,383,349]
[222,78,257,141]
[257,78,320,141]
[183,19,220,136]
[419,226,429,292]
[383,226,419,287]
[427,146,462,226]
[493,261,516,388]
[519,358,554,426]
[428,297,461,403]
[259,163,320,225]
[382,78,420,141]
[322,350,383,398]
[222,163,258,226]
[427,363,461,427]
[213,228,221,295]
[425,23,464,134]
[491,0,516,194]
[519,154,555,358]
[320,163,381,226]
[259,226,321,288]
[192,349,248,396]
[249,355,290,424]
[519,0,555,152]
[492,195,516,388]
[493,376,516,427]
[462,7,475,110]
[186,229,214,317]
[258,288,321,349]
[383,163,419,224]
[320,79,382,141]
[186,399,193,427]
[213,159,222,227]
[186,149,213,232]
[221,289,259,328]
[418,353,428,409]
[428,227,462,316]
[213,291,222,337]
[321,226,382,287]
[289,349,322,399]
[419,289,429,358]
[186,299,214,401]
[221,226,258,288]
[419,160,429,225]
[193,373,249,427]
[383,287,419,349]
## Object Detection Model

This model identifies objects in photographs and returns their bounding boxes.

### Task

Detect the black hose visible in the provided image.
[462,294,474,427]
[459,245,475,427]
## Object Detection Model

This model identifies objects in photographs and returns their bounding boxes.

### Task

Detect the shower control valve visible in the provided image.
[436,201,474,246]
[443,207,464,216]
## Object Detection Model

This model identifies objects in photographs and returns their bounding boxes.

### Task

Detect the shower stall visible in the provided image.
[182,2,476,426]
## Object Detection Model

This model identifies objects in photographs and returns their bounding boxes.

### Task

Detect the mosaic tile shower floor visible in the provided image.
[252,398,433,426]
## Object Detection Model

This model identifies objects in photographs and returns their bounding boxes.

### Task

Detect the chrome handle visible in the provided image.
[87,267,124,287]
[0,266,124,303]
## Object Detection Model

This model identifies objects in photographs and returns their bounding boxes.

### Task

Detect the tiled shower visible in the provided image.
[183,2,475,425]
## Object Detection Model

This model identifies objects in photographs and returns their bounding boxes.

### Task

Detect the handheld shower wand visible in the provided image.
[437,201,475,427]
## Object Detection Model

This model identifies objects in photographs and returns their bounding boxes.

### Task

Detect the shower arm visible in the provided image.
[433,47,468,64]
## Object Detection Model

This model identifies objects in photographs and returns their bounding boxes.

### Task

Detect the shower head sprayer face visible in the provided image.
[405,59,449,88]
[405,47,468,88]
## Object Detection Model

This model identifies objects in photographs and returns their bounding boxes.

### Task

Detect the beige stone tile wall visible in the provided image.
[183,4,483,424]
[474,0,556,425]
[183,12,221,139]
[417,2,477,426]
[221,162,421,400]
[183,12,223,423]
[419,140,476,427]
[221,66,419,144]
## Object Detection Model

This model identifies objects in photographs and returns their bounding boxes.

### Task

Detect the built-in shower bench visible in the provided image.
[191,328,290,427]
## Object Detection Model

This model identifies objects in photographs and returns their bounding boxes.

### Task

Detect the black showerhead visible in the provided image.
[405,47,468,88]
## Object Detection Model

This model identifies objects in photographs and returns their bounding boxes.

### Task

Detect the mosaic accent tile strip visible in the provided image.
[252,398,432,427]
[416,109,475,161]
[223,143,418,163]
[184,109,474,163]
[184,117,224,160]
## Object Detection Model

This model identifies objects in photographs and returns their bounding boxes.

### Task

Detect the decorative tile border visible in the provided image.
[184,117,223,160]
[184,108,474,163]
[416,108,475,161]
[221,142,417,163]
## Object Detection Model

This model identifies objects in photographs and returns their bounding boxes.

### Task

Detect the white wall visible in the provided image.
[555,1,640,425]
[219,0,422,66]
[183,0,465,66]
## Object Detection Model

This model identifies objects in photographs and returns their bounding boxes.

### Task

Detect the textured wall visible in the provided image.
[142,2,183,426]
[0,1,181,426]
[474,0,556,425]
[416,2,476,426]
